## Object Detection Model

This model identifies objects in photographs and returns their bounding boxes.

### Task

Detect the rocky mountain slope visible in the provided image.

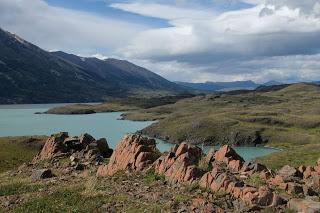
[0,28,186,104]
[1,133,319,212]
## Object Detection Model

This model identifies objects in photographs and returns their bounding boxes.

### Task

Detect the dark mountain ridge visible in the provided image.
[0,28,185,104]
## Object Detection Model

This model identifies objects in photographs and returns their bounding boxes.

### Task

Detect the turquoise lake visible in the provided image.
[0,104,279,161]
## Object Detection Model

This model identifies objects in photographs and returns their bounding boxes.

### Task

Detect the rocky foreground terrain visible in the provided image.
[1,132,320,212]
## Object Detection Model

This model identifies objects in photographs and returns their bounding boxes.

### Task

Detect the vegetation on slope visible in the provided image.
[0,136,46,173]
[121,83,320,167]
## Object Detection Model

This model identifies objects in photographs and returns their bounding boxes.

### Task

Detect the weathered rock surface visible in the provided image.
[33,132,69,162]
[153,142,203,183]
[31,169,53,181]
[97,135,160,177]
[33,132,113,171]
[288,198,320,213]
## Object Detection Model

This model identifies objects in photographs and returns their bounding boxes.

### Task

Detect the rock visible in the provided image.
[206,148,216,164]
[228,160,243,172]
[215,145,244,164]
[304,166,315,179]
[288,198,320,213]
[63,137,82,151]
[33,132,68,162]
[277,165,302,182]
[97,135,160,177]
[153,142,203,183]
[31,169,53,180]
[79,133,95,147]
[287,182,303,195]
[96,138,113,158]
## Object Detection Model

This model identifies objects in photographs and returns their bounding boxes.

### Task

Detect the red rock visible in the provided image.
[277,165,302,181]
[153,143,203,183]
[298,165,306,174]
[270,175,285,186]
[287,182,303,195]
[33,132,68,162]
[228,160,243,172]
[215,145,244,163]
[199,172,215,188]
[304,166,315,179]
[97,135,160,177]
[206,148,216,163]
[288,198,320,213]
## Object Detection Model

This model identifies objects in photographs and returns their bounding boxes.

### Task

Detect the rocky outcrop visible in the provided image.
[97,135,161,177]
[94,135,320,211]
[33,132,113,168]
[153,143,203,183]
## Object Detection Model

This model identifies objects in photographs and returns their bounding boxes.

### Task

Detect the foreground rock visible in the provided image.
[97,135,161,176]
[288,198,320,213]
[153,143,203,183]
[33,132,113,171]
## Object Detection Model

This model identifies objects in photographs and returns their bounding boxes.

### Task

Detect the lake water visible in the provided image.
[0,104,279,161]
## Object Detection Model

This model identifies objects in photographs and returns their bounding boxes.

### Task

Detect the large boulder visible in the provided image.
[153,142,203,183]
[214,145,245,172]
[97,135,160,177]
[33,132,69,162]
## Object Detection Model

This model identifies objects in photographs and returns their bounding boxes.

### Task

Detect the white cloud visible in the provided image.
[0,0,148,55]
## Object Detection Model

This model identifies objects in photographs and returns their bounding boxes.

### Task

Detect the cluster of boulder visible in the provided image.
[32,132,113,177]
[97,134,320,212]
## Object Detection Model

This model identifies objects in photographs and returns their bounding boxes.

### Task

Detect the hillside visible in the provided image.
[0,28,186,104]
[122,83,320,168]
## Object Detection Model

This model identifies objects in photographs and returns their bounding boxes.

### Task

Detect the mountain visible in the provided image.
[175,80,259,92]
[262,80,283,86]
[0,28,185,104]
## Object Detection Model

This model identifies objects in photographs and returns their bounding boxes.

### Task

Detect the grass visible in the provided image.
[0,136,46,173]
[244,174,266,188]
[256,144,320,170]
[174,194,191,203]
[143,170,165,185]
[15,187,106,213]
[0,182,43,196]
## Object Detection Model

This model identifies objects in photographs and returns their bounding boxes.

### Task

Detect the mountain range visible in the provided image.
[175,80,284,92]
[0,28,185,104]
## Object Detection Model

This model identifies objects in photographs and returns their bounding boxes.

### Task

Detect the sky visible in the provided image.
[1,0,320,83]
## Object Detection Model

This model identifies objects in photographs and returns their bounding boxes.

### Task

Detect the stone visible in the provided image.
[31,169,53,181]
[287,182,303,195]
[215,145,244,164]
[96,138,113,158]
[97,135,160,177]
[153,143,203,183]
[277,165,302,182]
[288,198,320,213]
[304,166,315,179]
[206,148,216,164]
[79,133,95,147]
[33,132,68,162]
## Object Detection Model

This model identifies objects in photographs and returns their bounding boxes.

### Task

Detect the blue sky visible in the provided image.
[1,0,320,83]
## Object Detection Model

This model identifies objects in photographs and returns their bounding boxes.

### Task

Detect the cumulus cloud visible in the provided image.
[112,0,320,82]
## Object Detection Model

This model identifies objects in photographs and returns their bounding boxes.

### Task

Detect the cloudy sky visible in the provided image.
[1,0,320,83]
